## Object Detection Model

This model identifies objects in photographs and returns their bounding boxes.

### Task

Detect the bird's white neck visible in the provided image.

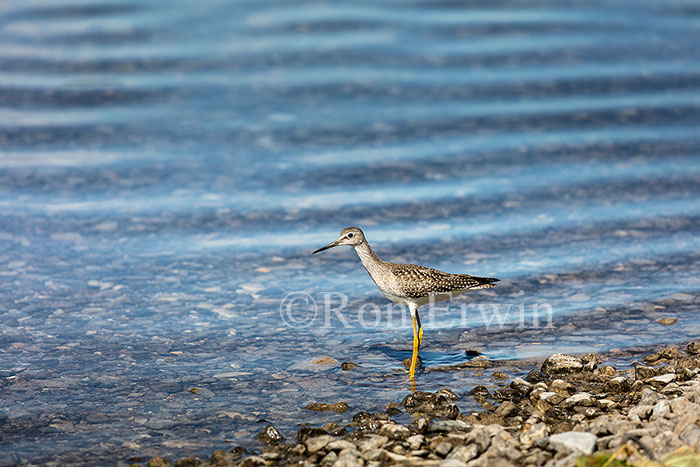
[353,241,383,274]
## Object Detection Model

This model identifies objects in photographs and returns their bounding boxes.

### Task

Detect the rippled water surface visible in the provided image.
[1,0,700,464]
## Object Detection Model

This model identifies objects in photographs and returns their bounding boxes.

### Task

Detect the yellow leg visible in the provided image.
[409,314,419,382]
[416,310,424,350]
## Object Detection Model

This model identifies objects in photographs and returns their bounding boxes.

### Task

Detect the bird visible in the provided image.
[312,226,499,383]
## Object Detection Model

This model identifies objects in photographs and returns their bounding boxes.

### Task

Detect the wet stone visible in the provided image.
[687,342,700,356]
[305,401,349,413]
[635,365,657,380]
[643,347,681,364]
[510,377,532,396]
[352,412,389,432]
[257,425,284,446]
[526,369,545,383]
[656,317,678,325]
[340,362,360,371]
[402,356,422,370]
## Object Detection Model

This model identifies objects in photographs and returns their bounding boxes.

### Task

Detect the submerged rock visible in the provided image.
[340,362,360,371]
[304,401,349,413]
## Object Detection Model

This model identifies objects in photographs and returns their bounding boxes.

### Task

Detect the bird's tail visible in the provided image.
[468,275,500,289]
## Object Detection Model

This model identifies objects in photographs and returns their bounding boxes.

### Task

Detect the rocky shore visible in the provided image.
[146,343,700,467]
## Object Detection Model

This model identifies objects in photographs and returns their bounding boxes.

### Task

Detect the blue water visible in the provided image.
[1,0,700,464]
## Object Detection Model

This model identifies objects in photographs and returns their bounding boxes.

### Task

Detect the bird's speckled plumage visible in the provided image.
[386,262,497,299]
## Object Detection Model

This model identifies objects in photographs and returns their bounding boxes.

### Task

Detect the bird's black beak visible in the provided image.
[313,239,340,254]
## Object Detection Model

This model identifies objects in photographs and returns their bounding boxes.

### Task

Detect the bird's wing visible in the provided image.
[388,263,496,299]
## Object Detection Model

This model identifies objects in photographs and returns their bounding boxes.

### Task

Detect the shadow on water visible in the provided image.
[369,345,496,368]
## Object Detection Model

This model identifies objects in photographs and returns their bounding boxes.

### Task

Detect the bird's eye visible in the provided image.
[347,233,354,238]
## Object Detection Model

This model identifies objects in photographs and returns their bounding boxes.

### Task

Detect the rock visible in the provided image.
[494,401,518,417]
[471,385,490,399]
[520,422,549,446]
[492,372,508,380]
[332,451,363,467]
[352,412,389,432]
[148,458,173,467]
[297,427,328,444]
[606,376,630,393]
[305,401,349,413]
[526,369,545,383]
[379,423,410,440]
[326,439,355,451]
[651,400,671,419]
[256,425,284,446]
[563,392,595,408]
[356,434,388,452]
[550,379,574,393]
[541,354,583,376]
[174,458,199,467]
[510,377,532,396]
[635,365,657,380]
[340,362,359,371]
[628,405,653,421]
[446,444,479,463]
[440,459,469,467]
[548,431,597,455]
[210,450,240,465]
[402,391,459,419]
[321,451,338,464]
[313,356,338,364]
[402,355,422,369]
[429,419,471,432]
[643,347,681,364]
[466,426,491,453]
[598,365,616,376]
[239,456,266,467]
[648,373,675,388]
[305,434,335,453]
[406,434,424,450]
[434,441,453,457]
[687,342,700,356]
[581,353,601,371]
[656,317,677,325]
[436,388,460,401]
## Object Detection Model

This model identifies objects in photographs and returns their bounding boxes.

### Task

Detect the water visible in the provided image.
[1,0,700,464]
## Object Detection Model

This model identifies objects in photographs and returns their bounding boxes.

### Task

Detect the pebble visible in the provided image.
[158,345,700,467]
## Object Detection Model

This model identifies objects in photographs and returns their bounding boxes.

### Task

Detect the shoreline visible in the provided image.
[144,341,700,466]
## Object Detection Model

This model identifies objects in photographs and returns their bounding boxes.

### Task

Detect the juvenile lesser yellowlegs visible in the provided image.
[313,226,499,383]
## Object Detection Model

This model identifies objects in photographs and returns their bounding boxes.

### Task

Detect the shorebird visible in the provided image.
[312,227,499,383]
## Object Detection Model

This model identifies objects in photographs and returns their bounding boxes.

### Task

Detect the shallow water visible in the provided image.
[1,0,700,464]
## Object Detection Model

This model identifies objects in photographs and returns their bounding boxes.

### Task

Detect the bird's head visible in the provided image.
[312,226,365,254]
